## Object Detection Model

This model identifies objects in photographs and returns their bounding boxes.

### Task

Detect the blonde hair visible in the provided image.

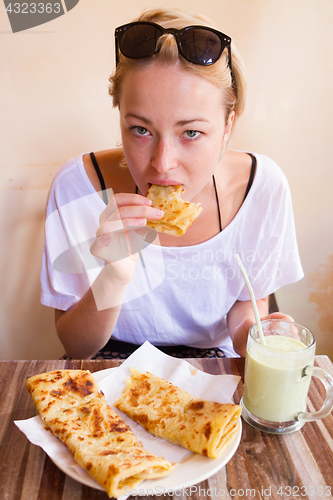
[109,8,246,123]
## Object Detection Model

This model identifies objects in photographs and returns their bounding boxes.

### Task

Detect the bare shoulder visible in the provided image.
[83,148,135,194]
[216,150,254,193]
[225,149,253,170]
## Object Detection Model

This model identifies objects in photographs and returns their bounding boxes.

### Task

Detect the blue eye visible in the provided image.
[184,130,200,139]
[131,126,149,136]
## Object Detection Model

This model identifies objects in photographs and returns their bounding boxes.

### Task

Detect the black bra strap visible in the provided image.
[244,153,256,201]
[212,175,222,233]
[89,152,109,205]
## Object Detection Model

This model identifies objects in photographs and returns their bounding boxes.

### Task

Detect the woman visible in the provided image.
[41,8,303,359]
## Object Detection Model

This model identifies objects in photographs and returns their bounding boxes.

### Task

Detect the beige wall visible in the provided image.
[1,0,332,360]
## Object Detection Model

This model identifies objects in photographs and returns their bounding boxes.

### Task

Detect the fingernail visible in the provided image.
[137,218,147,225]
[155,209,164,217]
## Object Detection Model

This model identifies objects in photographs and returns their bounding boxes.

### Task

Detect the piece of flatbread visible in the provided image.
[115,368,242,458]
[26,370,176,498]
[146,184,202,236]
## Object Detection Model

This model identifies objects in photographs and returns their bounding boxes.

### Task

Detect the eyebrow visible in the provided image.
[177,118,210,126]
[125,114,152,124]
[124,113,210,126]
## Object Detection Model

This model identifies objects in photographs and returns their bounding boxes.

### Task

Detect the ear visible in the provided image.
[221,111,235,148]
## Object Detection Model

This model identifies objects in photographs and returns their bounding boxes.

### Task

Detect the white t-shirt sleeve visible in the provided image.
[236,155,304,301]
[40,156,104,311]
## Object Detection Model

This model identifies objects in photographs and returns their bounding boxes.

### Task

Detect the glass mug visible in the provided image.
[240,320,333,434]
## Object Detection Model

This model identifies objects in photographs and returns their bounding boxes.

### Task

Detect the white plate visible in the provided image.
[50,367,242,494]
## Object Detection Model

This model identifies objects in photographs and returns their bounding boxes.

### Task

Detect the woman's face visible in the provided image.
[119,63,233,201]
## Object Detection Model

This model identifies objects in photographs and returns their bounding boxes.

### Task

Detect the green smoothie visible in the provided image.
[243,335,313,422]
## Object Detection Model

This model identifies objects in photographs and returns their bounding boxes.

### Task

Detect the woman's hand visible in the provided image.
[232,312,294,357]
[55,192,165,358]
[227,298,295,357]
[90,192,164,283]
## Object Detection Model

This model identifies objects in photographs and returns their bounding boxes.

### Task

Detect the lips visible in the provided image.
[148,180,182,186]
[144,181,184,197]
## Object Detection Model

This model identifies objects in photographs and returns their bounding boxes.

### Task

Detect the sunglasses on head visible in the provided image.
[115,21,232,73]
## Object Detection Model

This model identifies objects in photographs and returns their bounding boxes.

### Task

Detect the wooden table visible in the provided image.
[1,356,332,500]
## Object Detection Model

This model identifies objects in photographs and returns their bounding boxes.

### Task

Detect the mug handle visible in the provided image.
[296,365,333,422]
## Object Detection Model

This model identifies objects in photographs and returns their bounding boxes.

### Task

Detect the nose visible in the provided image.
[151,137,178,173]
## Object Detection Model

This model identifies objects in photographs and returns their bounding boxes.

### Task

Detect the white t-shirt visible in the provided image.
[41,152,304,357]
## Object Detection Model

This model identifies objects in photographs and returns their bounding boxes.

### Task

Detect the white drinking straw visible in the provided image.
[235,254,266,345]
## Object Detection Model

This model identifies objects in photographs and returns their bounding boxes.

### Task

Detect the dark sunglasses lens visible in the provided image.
[180,28,222,64]
[121,24,162,58]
